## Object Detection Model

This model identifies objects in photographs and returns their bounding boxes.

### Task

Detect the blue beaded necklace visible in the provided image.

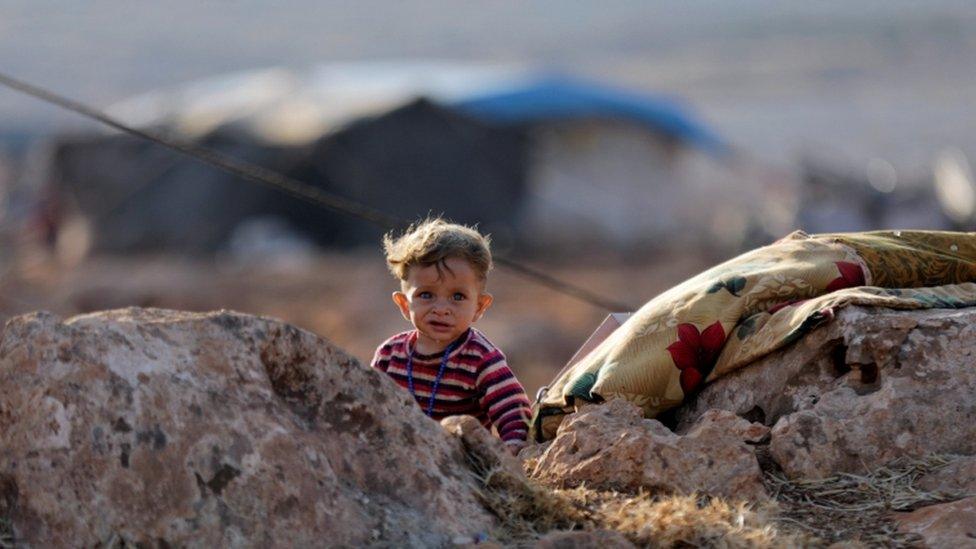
[406,335,460,417]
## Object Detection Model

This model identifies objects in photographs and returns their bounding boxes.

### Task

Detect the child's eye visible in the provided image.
[418,291,433,299]
[453,293,466,301]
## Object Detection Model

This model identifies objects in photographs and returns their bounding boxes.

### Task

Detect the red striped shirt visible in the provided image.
[371,328,531,447]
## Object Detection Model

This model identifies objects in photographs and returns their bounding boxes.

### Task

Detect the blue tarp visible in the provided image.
[453,75,727,156]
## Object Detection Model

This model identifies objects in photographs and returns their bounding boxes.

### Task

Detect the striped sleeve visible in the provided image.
[476,349,531,448]
[370,341,394,373]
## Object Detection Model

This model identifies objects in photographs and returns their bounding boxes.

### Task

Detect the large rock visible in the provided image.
[441,415,526,492]
[673,306,976,479]
[0,308,498,546]
[525,399,768,501]
[917,456,976,496]
[892,497,976,548]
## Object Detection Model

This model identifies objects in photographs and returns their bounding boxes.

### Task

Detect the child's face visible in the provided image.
[392,256,493,352]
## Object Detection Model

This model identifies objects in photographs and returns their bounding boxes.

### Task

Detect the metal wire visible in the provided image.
[0,70,634,312]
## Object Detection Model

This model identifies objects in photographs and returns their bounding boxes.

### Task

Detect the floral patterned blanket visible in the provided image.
[530,230,976,441]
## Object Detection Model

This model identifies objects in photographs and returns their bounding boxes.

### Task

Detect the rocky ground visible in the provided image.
[0,302,973,547]
[525,305,976,548]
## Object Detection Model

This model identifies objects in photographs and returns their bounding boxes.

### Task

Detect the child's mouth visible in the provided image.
[429,320,452,330]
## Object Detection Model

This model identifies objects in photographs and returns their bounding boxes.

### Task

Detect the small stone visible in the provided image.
[441,415,527,490]
[892,496,976,547]
[916,456,976,495]
[526,399,768,501]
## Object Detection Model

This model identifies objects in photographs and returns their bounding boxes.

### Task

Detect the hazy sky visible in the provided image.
[3,1,975,167]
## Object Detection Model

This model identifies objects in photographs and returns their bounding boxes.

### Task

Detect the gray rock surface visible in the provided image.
[441,414,527,492]
[892,496,976,549]
[525,399,769,501]
[917,456,976,497]
[0,308,497,546]
[672,306,976,479]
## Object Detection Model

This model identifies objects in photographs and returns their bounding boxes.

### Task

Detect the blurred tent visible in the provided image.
[934,148,976,228]
[795,154,966,235]
[51,98,527,254]
[42,61,733,256]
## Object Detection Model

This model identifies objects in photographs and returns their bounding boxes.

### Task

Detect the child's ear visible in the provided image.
[474,293,493,322]
[392,291,411,322]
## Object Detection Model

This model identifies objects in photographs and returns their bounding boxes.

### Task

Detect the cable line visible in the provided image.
[0,70,633,312]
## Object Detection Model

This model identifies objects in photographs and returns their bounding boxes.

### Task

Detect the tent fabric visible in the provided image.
[53,99,528,253]
[530,230,976,442]
[107,64,725,153]
[454,76,727,155]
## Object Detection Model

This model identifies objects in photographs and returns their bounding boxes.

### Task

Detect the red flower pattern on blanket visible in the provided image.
[666,321,726,394]
[825,261,866,292]
[767,262,867,314]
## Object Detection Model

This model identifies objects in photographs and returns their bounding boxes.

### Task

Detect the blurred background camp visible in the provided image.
[1,0,975,394]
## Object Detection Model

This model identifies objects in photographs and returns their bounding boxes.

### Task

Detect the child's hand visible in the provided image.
[506,441,525,456]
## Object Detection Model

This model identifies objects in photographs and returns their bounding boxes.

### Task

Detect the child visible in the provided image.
[371,218,531,452]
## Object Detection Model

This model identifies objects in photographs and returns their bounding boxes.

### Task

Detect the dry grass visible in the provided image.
[468,444,811,548]
[462,442,591,543]
[562,489,813,548]
[467,452,974,547]
[473,476,815,548]
[764,454,969,548]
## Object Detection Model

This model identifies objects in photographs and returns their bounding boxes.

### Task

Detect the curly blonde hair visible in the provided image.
[383,218,493,282]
